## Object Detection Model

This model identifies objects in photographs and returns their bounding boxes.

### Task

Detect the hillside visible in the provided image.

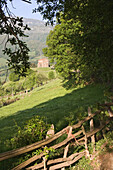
[0,18,52,69]
[0,78,113,169]
[0,79,105,152]
[23,18,53,62]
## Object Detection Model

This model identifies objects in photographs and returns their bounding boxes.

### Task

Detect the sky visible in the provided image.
[7,0,43,20]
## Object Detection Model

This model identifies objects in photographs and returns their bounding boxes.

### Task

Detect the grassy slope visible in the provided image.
[0,79,106,152]
[32,67,52,77]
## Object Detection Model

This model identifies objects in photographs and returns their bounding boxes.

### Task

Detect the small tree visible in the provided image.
[48,71,55,80]
[2,81,16,95]
[23,72,37,90]
[15,81,24,92]
[35,73,48,86]
[9,72,20,82]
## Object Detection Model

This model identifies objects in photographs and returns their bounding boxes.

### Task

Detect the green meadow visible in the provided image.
[0,79,106,152]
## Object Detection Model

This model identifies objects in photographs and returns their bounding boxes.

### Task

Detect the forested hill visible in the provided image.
[23,18,53,62]
[0,18,53,69]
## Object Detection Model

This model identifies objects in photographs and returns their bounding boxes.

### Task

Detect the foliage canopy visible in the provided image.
[0,0,30,75]
[42,0,113,89]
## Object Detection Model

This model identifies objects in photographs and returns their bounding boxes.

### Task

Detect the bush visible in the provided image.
[48,71,55,80]
[23,72,36,90]
[71,157,93,170]
[2,81,16,95]
[6,116,50,149]
[0,85,4,97]
[14,81,24,92]
[35,73,48,86]
[9,72,20,82]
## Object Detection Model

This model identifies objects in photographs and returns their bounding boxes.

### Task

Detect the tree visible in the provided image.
[42,0,113,89]
[9,71,20,82]
[23,70,36,89]
[68,0,113,87]
[43,18,83,88]
[48,71,55,80]
[35,73,48,86]
[23,74,36,90]
[34,0,80,25]
[0,0,31,75]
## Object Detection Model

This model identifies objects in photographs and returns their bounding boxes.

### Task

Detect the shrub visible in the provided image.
[6,116,50,149]
[14,81,24,92]
[48,71,55,80]
[2,81,16,95]
[25,68,35,76]
[9,72,20,82]
[23,73,36,90]
[35,73,48,86]
[0,85,4,97]
[71,157,93,170]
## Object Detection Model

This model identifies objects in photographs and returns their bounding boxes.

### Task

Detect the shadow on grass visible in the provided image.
[0,84,106,152]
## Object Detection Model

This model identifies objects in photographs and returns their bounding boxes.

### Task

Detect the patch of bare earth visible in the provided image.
[91,151,113,170]
[99,151,113,170]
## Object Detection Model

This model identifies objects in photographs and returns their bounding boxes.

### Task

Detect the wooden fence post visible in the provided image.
[46,124,55,139]
[82,125,90,158]
[61,126,72,170]
[107,106,113,117]
[88,107,95,153]
[43,156,47,170]
[43,124,55,170]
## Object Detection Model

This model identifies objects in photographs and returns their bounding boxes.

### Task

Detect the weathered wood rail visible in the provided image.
[0,102,113,170]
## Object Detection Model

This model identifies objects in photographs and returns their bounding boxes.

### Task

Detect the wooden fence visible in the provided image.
[0,102,113,170]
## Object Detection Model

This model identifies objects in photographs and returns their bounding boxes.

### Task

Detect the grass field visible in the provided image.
[0,79,106,153]
[32,67,56,78]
